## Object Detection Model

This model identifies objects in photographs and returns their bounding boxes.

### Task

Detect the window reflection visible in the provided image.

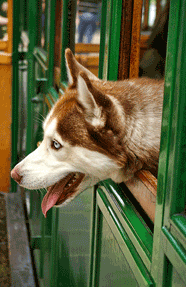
[0,1,8,40]
[76,0,101,44]
[41,0,45,48]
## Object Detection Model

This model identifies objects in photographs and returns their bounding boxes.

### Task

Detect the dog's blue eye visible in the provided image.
[52,140,62,150]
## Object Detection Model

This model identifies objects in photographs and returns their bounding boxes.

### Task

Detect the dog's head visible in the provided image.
[11,49,131,217]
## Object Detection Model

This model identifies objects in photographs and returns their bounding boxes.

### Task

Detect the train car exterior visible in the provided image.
[10,0,186,286]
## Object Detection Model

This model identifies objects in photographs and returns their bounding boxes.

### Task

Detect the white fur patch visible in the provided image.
[77,75,104,127]
[107,94,125,123]
[42,105,54,130]
[13,115,121,193]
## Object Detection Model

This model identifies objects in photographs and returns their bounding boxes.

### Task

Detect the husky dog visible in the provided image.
[11,49,164,217]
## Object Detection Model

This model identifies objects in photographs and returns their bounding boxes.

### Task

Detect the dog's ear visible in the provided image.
[77,72,104,127]
[65,48,100,86]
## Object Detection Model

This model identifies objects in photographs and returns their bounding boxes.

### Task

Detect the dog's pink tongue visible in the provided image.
[41,182,65,218]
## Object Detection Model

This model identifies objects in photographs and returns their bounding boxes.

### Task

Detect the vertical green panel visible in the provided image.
[98,0,107,79]
[172,267,186,287]
[89,200,103,287]
[88,188,100,287]
[61,0,76,82]
[99,0,122,81]
[11,0,21,192]
[102,0,112,80]
[162,256,173,287]
[27,0,38,154]
[54,188,94,287]
[152,0,186,285]
[47,0,57,88]
[45,0,49,50]
[98,215,139,286]
[163,0,186,219]
[97,188,154,287]
[49,208,59,287]
[36,0,42,47]
[107,0,122,81]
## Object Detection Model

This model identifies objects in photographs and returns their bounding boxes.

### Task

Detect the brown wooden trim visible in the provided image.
[118,0,133,80]
[118,0,143,79]
[0,52,12,64]
[7,0,13,54]
[140,34,149,48]
[54,66,61,88]
[125,171,157,222]
[136,170,157,197]
[75,54,99,66]
[0,40,7,51]
[54,0,62,68]
[75,43,100,53]
[155,0,162,23]
[140,34,149,59]
[59,82,67,93]
[44,95,54,109]
[129,0,143,78]
[143,0,150,30]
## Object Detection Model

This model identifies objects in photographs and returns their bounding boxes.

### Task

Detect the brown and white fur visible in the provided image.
[11,48,164,217]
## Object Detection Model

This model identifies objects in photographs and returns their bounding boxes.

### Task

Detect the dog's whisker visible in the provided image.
[33,117,44,125]
[33,113,45,124]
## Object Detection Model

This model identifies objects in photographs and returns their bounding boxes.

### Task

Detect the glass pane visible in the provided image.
[140,0,169,78]
[99,216,139,287]
[172,267,186,287]
[56,188,93,287]
[0,0,8,40]
[75,0,101,44]
[75,1,102,78]
[54,0,63,89]
[41,0,46,48]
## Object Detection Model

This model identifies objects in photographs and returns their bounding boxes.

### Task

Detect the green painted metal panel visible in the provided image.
[172,266,186,287]
[98,0,107,79]
[107,0,122,81]
[161,227,186,284]
[60,0,76,82]
[152,0,186,285]
[52,188,94,287]
[101,0,122,80]
[13,0,186,285]
[163,0,186,221]
[99,215,140,286]
[12,0,21,192]
[97,188,154,286]
[27,0,38,155]
[171,215,186,251]
[49,208,59,287]
[99,180,153,270]
[46,0,56,88]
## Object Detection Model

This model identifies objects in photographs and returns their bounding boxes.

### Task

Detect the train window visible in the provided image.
[37,0,50,50]
[53,0,102,90]
[54,0,63,89]
[140,0,170,78]
[0,0,8,41]
[0,0,12,53]
[41,0,46,48]
[75,0,102,78]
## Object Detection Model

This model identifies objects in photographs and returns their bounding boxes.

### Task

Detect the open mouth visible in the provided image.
[41,172,85,217]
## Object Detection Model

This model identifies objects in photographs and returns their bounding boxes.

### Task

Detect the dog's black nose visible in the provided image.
[11,167,22,184]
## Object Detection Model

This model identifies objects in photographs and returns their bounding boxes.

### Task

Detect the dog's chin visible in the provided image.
[42,173,100,217]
